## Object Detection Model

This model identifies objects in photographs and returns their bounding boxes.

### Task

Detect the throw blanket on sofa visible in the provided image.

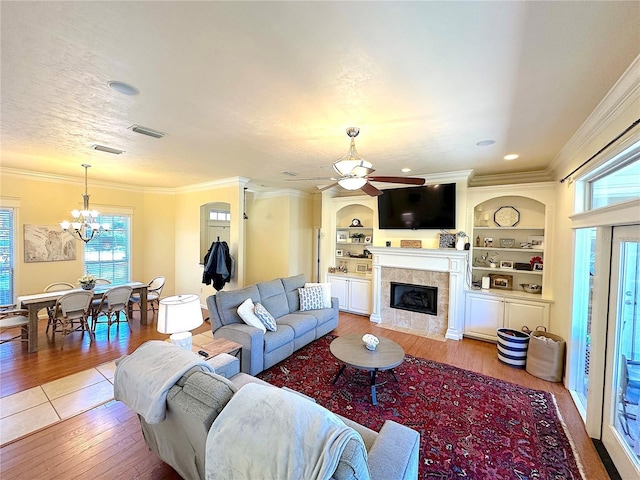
[114,340,215,424]
[205,383,366,480]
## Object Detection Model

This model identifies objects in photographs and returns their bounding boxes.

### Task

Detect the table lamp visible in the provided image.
[157,294,203,350]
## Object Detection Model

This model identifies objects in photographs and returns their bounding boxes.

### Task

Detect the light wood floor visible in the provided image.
[0,311,609,479]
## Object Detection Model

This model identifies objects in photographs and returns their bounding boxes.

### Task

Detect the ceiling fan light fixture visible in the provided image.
[333,159,372,177]
[338,177,367,190]
[332,127,372,177]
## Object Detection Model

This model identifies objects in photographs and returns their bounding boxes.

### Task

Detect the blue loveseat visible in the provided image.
[206,274,339,375]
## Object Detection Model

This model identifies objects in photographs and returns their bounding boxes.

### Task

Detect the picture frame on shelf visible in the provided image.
[335,249,343,257]
[356,264,367,273]
[533,263,544,271]
[364,235,372,243]
[337,232,347,242]
[500,260,514,269]
[438,233,456,248]
[489,273,513,290]
[483,237,493,247]
[527,235,545,248]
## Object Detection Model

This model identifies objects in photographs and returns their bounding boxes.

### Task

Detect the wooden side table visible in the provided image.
[195,338,242,361]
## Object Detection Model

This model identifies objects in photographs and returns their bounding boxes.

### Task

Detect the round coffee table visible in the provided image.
[329,334,405,405]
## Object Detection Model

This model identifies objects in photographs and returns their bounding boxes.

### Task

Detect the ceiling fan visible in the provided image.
[320,127,425,196]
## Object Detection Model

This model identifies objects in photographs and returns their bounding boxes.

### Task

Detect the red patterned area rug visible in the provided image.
[257,335,585,480]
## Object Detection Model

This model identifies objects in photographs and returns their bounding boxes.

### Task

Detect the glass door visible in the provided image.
[602,224,640,477]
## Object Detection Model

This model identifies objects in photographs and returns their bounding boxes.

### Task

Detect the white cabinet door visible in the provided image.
[464,293,504,340]
[348,278,371,315]
[505,299,549,332]
[328,276,348,309]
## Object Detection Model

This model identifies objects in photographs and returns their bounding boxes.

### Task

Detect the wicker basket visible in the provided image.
[526,331,566,382]
[496,328,530,368]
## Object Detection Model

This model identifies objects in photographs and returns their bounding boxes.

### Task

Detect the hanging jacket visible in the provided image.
[202,241,232,291]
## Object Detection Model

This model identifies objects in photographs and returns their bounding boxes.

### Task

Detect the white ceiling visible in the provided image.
[1,1,638,192]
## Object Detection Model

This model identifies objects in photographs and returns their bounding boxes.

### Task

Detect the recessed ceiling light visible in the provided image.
[91,144,124,155]
[401,168,411,173]
[504,154,519,160]
[129,125,165,138]
[107,81,139,96]
[476,140,495,146]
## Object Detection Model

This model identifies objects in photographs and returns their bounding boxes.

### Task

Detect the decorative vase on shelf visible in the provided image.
[456,237,466,250]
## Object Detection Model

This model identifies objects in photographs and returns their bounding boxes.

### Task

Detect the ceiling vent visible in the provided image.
[91,144,125,155]
[130,125,166,139]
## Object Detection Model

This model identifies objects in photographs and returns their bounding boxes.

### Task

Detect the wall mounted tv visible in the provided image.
[377,183,456,229]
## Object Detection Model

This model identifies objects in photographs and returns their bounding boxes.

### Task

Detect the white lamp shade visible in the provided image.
[157,294,203,334]
[338,177,367,190]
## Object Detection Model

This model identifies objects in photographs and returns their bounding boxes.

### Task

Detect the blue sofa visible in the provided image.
[206,274,339,375]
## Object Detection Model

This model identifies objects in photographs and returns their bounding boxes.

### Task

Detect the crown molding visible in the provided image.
[0,168,250,195]
[548,54,640,180]
[251,188,309,200]
[172,177,249,193]
[469,170,552,187]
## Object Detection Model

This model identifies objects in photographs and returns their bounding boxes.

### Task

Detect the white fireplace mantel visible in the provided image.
[367,247,470,340]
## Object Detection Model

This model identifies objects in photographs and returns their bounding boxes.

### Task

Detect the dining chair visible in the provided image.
[129,276,165,319]
[0,304,30,345]
[51,290,94,349]
[92,286,133,339]
[44,282,75,333]
[94,278,111,285]
[620,354,640,438]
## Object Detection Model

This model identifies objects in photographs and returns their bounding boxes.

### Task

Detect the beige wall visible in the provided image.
[0,172,154,296]
[245,191,315,285]
[173,182,245,307]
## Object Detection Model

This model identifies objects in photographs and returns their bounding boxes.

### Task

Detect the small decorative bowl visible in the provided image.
[520,283,542,294]
[362,334,379,351]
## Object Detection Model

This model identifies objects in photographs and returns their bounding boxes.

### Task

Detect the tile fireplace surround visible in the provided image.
[367,247,469,340]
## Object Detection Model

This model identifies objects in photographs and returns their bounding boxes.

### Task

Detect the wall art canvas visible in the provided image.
[24,225,76,263]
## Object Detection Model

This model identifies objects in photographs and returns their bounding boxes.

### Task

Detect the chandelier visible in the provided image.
[332,127,373,190]
[60,164,110,243]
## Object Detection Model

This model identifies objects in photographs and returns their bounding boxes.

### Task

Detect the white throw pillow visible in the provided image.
[304,282,331,308]
[237,298,266,333]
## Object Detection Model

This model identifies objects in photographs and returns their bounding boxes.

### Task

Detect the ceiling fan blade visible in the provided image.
[318,182,339,192]
[361,182,383,197]
[367,176,425,185]
[285,177,335,181]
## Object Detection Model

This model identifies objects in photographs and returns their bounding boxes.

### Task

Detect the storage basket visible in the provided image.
[496,328,530,368]
[526,331,566,382]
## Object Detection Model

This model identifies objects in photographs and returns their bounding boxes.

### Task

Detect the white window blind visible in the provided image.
[84,214,131,284]
[0,208,14,304]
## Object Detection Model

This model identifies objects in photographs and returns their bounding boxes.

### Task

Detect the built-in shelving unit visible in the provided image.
[464,186,556,341]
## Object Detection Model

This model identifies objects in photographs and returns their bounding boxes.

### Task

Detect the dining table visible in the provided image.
[17,281,148,353]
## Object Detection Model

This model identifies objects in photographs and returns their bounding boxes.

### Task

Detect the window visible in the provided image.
[0,208,14,304]
[589,159,640,209]
[84,214,130,284]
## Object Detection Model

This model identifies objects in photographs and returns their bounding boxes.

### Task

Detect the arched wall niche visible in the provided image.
[200,201,231,263]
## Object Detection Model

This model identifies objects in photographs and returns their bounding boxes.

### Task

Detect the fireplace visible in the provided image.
[390,282,437,316]
[367,246,468,340]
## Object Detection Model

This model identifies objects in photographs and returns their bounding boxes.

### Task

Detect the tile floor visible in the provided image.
[0,330,216,446]
[0,361,116,446]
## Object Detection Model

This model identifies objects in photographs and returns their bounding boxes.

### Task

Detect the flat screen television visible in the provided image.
[377,183,456,229]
